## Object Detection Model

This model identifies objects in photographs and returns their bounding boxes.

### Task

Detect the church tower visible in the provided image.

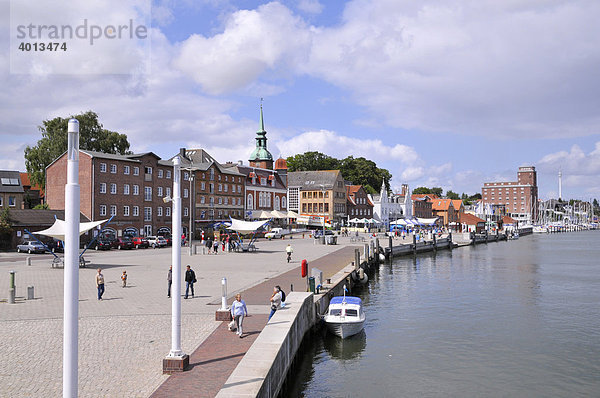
[249,103,274,170]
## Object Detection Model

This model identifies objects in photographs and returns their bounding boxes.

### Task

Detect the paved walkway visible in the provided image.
[0,234,367,397]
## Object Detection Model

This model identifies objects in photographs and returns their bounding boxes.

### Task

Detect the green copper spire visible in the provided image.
[249,101,273,163]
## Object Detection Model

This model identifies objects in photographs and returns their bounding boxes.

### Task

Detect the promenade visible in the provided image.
[0,234,363,398]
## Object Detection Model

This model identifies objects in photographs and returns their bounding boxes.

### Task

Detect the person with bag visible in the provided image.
[184,265,196,299]
[268,286,282,320]
[230,293,249,338]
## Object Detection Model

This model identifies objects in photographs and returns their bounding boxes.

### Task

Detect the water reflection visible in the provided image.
[323,329,367,361]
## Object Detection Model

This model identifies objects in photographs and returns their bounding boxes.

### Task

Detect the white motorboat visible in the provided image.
[324,295,366,339]
[508,231,519,240]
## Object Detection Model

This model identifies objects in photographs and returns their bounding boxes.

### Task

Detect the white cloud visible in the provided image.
[297,0,323,14]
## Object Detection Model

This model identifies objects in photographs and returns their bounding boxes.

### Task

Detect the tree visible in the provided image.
[412,187,431,194]
[286,151,339,172]
[24,111,131,190]
[593,199,599,208]
[338,156,390,194]
[0,208,12,249]
[431,187,443,197]
[33,203,49,210]
[446,190,460,200]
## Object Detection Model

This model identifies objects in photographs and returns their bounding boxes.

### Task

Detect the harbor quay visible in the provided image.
[0,233,365,398]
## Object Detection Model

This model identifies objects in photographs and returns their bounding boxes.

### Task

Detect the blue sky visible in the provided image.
[2,0,600,200]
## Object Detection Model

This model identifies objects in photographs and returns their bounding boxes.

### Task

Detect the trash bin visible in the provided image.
[27,285,34,300]
[308,276,315,293]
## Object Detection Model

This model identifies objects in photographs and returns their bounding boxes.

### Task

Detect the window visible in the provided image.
[158,169,163,178]
[184,172,189,181]
[166,187,171,197]
[224,184,228,192]
[209,183,214,194]
[123,206,130,216]
[282,197,287,209]
[247,194,253,210]
[9,196,16,207]
[110,183,117,194]
[157,206,163,216]
[133,185,139,195]
[201,182,206,190]
[166,207,171,217]
[260,177,267,186]
[184,188,188,198]
[218,197,222,205]
[110,205,117,216]
[210,169,214,180]
[144,207,152,221]
[100,183,106,194]
[0,196,3,206]
[100,163,107,172]
[302,203,307,212]
[110,164,117,174]
[218,184,222,192]
[200,196,206,204]
[124,165,130,175]
[166,170,171,179]
[237,185,241,193]
[145,166,153,175]
[144,187,152,201]
[133,167,139,176]
[184,207,188,217]
[225,176,228,182]
[133,206,139,216]
[218,175,221,181]
[124,184,130,195]
[158,187,163,197]
[275,196,280,210]
[100,205,107,216]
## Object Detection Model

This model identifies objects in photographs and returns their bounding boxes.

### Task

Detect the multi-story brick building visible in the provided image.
[482,166,538,224]
[0,170,24,210]
[181,149,245,233]
[46,150,183,239]
[431,198,457,226]
[346,185,374,218]
[412,195,433,218]
[287,170,347,227]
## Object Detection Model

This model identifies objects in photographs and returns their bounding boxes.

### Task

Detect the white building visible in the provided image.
[369,183,412,229]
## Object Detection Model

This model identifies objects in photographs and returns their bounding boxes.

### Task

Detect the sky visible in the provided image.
[1,0,600,201]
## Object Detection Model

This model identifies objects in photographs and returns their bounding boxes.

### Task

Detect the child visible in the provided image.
[121,271,127,288]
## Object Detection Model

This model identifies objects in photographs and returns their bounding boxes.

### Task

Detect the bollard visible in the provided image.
[26,257,31,266]
[221,278,227,310]
[433,233,437,250]
[290,284,293,292]
[27,285,34,300]
[412,234,417,254]
[355,249,360,271]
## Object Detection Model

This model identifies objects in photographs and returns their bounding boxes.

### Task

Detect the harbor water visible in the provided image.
[284,231,600,397]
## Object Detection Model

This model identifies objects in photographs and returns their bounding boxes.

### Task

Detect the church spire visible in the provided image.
[249,99,273,169]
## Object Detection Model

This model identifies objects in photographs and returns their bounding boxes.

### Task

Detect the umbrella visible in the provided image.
[349,218,361,224]
[286,210,299,218]
[270,210,288,219]
[251,210,273,219]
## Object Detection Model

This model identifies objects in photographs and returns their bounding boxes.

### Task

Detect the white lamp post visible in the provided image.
[64,118,80,397]
[163,153,188,372]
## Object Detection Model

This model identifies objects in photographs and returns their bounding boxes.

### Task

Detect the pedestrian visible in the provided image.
[205,238,212,254]
[96,268,105,300]
[167,265,172,297]
[221,237,226,252]
[268,286,282,320]
[213,239,219,254]
[230,293,248,338]
[184,265,196,299]
[121,270,127,288]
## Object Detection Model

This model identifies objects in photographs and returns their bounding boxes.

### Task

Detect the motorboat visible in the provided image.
[324,295,366,339]
[508,231,519,240]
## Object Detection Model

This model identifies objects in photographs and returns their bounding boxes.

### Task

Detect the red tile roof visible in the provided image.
[460,213,485,225]
[431,198,453,211]
[411,193,439,201]
[19,172,44,197]
[451,200,463,212]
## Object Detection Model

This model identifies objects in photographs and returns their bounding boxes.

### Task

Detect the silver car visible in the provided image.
[17,240,47,254]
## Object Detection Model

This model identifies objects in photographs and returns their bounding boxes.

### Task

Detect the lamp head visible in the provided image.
[163,195,172,203]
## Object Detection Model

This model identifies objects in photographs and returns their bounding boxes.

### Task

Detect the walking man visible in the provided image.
[268,286,282,320]
[167,265,172,297]
[184,265,196,299]
[96,268,105,300]
[231,293,248,338]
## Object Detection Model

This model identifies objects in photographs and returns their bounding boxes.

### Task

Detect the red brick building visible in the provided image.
[431,198,457,226]
[346,185,374,218]
[482,166,538,224]
[411,195,434,218]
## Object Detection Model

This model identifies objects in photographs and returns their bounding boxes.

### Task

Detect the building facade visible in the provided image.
[287,170,347,227]
[369,183,412,228]
[0,170,24,210]
[431,198,457,226]
[482,166,538,224]
[346,185,374,218]
[412,196,433,218]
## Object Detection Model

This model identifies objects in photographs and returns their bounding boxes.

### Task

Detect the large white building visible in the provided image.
[369,183,412,229]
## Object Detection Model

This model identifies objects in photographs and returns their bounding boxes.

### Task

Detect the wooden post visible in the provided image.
[412,233,417,255]
[433,233,437,251]
[448,230,452,249]
[355,249,360,271]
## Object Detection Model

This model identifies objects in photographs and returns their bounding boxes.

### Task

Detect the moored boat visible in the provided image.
[324,296,366,339]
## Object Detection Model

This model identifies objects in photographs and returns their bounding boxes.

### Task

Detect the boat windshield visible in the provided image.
[329,309,342,316]
[345,309,358,317]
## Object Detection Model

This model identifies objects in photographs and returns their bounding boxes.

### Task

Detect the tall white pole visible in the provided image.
[169,155,184,357]
[64,119,80,397]
[558,169,562,201]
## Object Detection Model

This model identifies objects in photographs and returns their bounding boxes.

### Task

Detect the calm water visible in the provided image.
[284,231,600,397]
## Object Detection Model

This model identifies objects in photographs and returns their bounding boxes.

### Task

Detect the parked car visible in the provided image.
[16,240,47,254]
[147,236,168,248]
[93,239,113,250]
[265,228,283,239]
[46,239,64,253]
[112,237,134,250]
[131,236,149,249]
[313,229,335,238]
[158,234,172,246]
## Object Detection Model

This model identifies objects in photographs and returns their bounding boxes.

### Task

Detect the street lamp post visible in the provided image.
[163,154,188,373]
[64,118,80,397]
[188,174,194,255]
[320,184,326,242]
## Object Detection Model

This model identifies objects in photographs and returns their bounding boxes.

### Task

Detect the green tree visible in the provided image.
[446,190,460,200]
[33,203,49,210]
[286,151,339,172]
[593,198,599,208]
[339,156,390,194]
[431,187,443,197]
[412,187,432,194]
[0,208,12,249]
[24,111,131,190]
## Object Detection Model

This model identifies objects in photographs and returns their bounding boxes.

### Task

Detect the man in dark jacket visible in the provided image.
[167,265,172,297]
[184,265,196,299]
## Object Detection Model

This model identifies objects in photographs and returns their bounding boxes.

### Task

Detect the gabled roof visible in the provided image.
[346,185,374,206]
[460,212,485,225]
[0,170,24,193]
[452,200,464,211]
[237,165,286,188]
[80,150,142,163]
[20,172,44,197]
[287,170,341,189]
[7,209,90,227]
[502,215,516,224]
[431,198,454,211]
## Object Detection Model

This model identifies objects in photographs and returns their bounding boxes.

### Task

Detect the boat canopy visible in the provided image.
[330,296,362,306]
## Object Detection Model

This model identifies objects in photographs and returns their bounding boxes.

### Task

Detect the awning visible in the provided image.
[227,218,270,234]
[417,217,438,225]
[286,210,299,218]
[251,210,273,219]
[34,219,109,241]
[270,210,288,218]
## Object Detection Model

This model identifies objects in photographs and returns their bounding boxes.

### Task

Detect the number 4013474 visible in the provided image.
[18,42,67,51]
